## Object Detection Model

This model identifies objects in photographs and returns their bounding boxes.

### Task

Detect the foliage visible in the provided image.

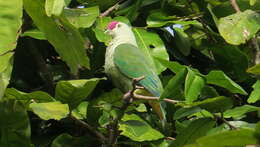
[0,0,260,146]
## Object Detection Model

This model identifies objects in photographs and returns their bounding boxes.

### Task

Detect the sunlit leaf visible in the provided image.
[248,80,260,103]
[218,10,260,45]
[30,101,69,120]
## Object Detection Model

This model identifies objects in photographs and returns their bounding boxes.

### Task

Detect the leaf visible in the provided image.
[185,96,233,113]
[174,107,202,120]
[218,10,260,45]
[223,105,259,119]
[133,28,169,74]
[4,88,55,102]
[0,0,22,98]
[248,80,260,103]
[45,0,71,17]
[205,70,247,95]
[247,63,260,75]
[23,0,89,73]
[55,78,105,109]
[187,129,258,147]
[64,6,99,28]
[171,118,216,147]
[21,29,46,40]
[160,68,187,99]
[30,101,69,120]
[173,28,191,56]
[156,58,186,74]
[0,100,32,146]
[119,114,164,142]
[210,44,248,81]
[0,63,12,99]
[72,101,88,119]
[51,133,88,147]
[185,68,205,103]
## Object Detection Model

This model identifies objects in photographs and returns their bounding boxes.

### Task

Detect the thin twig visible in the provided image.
[230,0,241,12]
[100,1,121,17]
[70,115,107,143]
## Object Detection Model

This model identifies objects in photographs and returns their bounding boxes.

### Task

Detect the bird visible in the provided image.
[104,21,166,123]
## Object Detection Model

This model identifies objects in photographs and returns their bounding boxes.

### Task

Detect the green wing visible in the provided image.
[113,43,163,97]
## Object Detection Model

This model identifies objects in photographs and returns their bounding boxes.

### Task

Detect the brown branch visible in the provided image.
[230,0,241,12]
[133,94,179,105]
[70,115,107,143]
[108,76,144,145]
[100,1,121,17]
[214,114,237,130]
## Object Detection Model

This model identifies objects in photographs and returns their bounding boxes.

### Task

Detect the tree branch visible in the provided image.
[100,1,122,17]
[213,114,237,130]
[70,115,107,143]
[230,0,241,12]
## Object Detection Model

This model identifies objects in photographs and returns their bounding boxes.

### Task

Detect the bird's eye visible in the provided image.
[117,24,121,28]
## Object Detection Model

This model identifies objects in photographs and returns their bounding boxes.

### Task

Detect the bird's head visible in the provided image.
[106,21,130,37]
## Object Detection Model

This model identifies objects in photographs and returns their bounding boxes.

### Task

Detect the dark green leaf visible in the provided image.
[24,0,90,73]
[185,68,205,103]
[205,70,247,95]
[223,105,259,119]
[160,68,187,99]
[173,28,191,56]
[174,107,202,120]
[64,6,99,28]
[119,114,164,141]
[186,96,233,113]
[55,78,105,109]
[133,28,169,74]
[155,58,186,74]
[187,129,258,147]
[0,100,33,146]
[171,118,216,147]
[51,133,88,147]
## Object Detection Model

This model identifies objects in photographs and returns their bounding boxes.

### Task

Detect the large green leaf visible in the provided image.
[55,78,104,109]
[4,88,55,103]
[45,0,71,17]
[160,68,187,99]
[156,58,186,74]
[173,28,191,56]
[185,68,205,103]
[72,101,88,119]
[0,63,12,99]
[133,28,169,74]
[30,101,69,120]
[183,96,233,113]
[119,114,164,142]
[223,105,259,119]
[21,29,46,40]
[0,0,22,98]
[174,107,202,120]
[205,70,247,95]
[186,129,258,147]
[51,133,88,147]
[210,45,248,81]
[0,100,33,147]
[247,63,260,75]
[64,6,99,28]
[218,10,260,45]
[171,118,216,147]
[248,80,260,103]
[23,0,89,73]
